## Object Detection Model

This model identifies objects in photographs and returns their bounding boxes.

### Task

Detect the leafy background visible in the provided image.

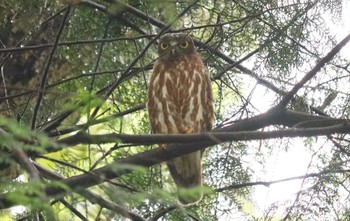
[0,0,350,220]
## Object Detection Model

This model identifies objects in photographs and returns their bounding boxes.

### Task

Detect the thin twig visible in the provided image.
[46,104,145,137]
[275,32,350,109]
[215,168,350,192]
[13,149,40,180]
[150,206,176,221]
[0,35,156,53]
[59,199,88,221]
[31,6,71,129]
[37,155,139,192]
[33,162,148,221]
[213,1,317,80]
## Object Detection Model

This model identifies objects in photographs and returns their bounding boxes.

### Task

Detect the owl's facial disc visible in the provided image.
[158,33,195,60]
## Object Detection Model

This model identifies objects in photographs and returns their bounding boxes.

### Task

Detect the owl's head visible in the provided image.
[157,33,196,60]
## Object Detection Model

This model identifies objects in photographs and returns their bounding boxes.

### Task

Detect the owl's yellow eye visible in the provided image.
[180,41,189,48]
[160,43,168,49]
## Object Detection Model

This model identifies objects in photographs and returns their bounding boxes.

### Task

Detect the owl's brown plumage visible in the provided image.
[147,33,214,205]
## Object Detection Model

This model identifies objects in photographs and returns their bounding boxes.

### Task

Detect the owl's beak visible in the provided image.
[169,41,177,47]
[170,41,178,56]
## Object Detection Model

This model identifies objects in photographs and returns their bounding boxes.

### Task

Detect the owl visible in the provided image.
[147,33,215,205]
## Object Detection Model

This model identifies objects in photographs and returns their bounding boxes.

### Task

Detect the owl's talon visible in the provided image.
[181,127,193,134]
[183,126,193,134]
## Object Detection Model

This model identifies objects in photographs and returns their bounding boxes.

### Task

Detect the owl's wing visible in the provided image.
[203,68,215,130]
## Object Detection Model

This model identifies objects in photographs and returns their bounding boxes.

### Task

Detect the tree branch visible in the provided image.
[33,162,148,221]
[215,168,350,192]
[31,6,71,130]
[34,108,346,155]
[58,109,347,146]
[150,206,176,221]
[275,32,350,109]
[39,118,349,201]
[58,122,350,146]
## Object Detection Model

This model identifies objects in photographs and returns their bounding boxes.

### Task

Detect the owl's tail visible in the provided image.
[167,150,203,205]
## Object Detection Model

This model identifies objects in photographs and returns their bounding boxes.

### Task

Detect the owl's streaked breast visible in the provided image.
[147,54,213,134]
[146,33,215,205]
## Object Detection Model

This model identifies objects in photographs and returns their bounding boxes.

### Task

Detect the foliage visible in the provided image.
[0,0,350,220]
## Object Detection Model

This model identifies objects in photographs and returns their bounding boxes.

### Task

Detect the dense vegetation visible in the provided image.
[0,0,349,220]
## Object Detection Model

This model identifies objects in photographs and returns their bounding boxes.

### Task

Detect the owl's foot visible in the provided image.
[182,126,193,134]
[159,144,167,149]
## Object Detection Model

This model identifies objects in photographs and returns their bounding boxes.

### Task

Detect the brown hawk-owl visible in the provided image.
[147,33,214,205]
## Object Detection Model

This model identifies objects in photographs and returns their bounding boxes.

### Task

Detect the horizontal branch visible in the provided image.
[58,109,346,147]
[43,120,349,200]
[58,122,350,146]
[216,168,350,192]
[0,35,156,53]
[1,108,345,209]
